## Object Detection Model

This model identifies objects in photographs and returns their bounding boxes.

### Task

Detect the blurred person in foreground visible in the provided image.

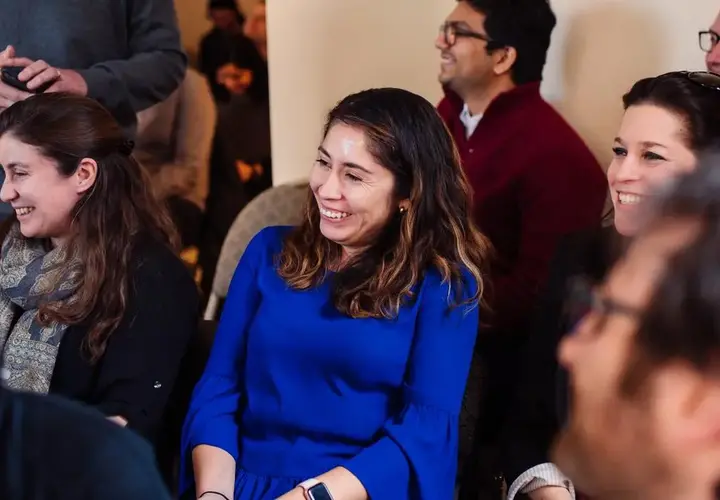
[0,381,171,499]
[503,70,720,500]
[553,153,720,500]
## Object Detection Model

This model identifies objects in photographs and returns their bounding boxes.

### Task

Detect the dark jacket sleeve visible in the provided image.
[93,242,199,439]
[77,0,187,121]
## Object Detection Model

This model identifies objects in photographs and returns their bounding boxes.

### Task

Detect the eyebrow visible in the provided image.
[2,162,25,170]
[317,146,373,175]
[613,137,667,149]
[448,20,474,30]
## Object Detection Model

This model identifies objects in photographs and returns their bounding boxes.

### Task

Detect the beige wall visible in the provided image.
[174,0,260,63]
[267,0,718,186]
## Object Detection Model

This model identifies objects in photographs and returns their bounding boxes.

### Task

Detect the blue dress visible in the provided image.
[180,226,479,499]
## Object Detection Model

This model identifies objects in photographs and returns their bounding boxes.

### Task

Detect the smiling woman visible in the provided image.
[0,92,199,446]
[181,88,493,500]
[608,71,720,236]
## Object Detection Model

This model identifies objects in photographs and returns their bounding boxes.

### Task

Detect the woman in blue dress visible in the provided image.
[180,88,492,500]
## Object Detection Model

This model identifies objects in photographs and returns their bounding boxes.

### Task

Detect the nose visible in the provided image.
[707,44,720,72]
[435,28,449,51]
[316,169,342,200]
[0,175,17,204]
[558,329,582,372]
[612,156,642,185]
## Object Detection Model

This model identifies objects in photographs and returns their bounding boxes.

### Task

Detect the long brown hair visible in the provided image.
[278,88,492,318]
[0,93,178,362]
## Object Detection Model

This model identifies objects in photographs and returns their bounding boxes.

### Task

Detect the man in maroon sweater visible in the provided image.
[436,1,607,497]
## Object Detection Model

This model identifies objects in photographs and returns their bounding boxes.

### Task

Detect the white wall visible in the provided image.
[267,0,718,186]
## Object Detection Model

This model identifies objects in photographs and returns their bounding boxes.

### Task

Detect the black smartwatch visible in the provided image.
[298,479,334,500]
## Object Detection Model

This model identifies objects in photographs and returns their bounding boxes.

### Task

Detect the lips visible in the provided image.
[319,207,350,220]
[617,192,642,205]
[14,207,34,216]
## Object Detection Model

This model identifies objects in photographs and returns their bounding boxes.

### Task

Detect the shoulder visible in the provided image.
[129,237,198,305]
[247,225,294,256]
[526,102,599,166]
[437,89,462,122]
[419,266,479,308]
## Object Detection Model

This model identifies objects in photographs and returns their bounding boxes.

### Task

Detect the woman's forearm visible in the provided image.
[277,467,368,500]
[316,467,368,500]
[192,445,236,499]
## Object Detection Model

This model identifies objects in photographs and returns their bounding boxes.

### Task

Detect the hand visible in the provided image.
[0,45,31,111]
[7,56,87,96]
[275,487,306,500]
[216,63,253,95]
[107,415,128,427]
[528,486,574,500]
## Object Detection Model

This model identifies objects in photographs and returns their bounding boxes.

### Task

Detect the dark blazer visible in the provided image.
[500,225,622,488]
[49,236,199,443]
[0,385,171,499]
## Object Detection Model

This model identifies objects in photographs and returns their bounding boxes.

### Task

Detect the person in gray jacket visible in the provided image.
[0,0,187,218]
[0,0,186,137]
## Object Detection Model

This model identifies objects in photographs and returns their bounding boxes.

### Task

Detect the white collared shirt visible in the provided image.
[459,103,483,139]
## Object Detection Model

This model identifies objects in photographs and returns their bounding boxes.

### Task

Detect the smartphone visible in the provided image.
[1,66,55,93]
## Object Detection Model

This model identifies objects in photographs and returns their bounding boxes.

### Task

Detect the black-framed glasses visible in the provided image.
[439,21,495,48]
[656,70,720,92]
[699,30,719,53]
[563,277,642,336]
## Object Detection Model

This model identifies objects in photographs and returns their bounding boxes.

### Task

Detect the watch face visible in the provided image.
[307,483,333,500]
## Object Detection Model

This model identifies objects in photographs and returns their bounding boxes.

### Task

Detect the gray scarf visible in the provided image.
[0,224,81,393]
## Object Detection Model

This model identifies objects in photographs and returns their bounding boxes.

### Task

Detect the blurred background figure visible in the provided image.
[199,0,270,299]
[135,67,217,249]
[199,0,263,104]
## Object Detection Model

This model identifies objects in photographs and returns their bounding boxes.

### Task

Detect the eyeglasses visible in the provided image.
[439,21,497,48]
[698,30,719,53]
[563,277,642,336]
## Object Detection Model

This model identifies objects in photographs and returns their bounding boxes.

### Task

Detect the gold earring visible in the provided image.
[399,206,407,213]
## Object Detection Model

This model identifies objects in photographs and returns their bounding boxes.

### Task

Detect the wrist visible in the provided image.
[198,491,231,500]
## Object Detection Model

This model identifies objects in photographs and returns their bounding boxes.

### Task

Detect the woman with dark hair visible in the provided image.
[181,88,492,500]
[501,71,720,500]
[0,93,199,442]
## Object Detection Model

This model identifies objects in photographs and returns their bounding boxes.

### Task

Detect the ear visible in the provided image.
[398,199,410,213]
[492,46,517,77]
[74,158,97,195]
[665,363,720,449]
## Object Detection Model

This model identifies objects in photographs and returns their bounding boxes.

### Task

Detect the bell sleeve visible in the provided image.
[343,269,480,499]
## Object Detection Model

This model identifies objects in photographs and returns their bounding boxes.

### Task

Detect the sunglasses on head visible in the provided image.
[657,70,720,91]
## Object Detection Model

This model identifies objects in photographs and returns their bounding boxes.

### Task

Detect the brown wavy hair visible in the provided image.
[278,88,492,318]
[0,93,178,362]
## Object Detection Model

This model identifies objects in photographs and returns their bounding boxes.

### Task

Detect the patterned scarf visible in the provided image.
[0,224,81,393]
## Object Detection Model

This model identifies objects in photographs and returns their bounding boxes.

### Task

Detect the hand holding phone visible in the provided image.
[1,66,55,94]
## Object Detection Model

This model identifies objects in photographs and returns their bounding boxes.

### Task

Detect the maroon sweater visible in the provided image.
[438,82,607,333]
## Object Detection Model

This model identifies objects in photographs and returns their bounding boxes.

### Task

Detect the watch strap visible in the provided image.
[298,479,334,500]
